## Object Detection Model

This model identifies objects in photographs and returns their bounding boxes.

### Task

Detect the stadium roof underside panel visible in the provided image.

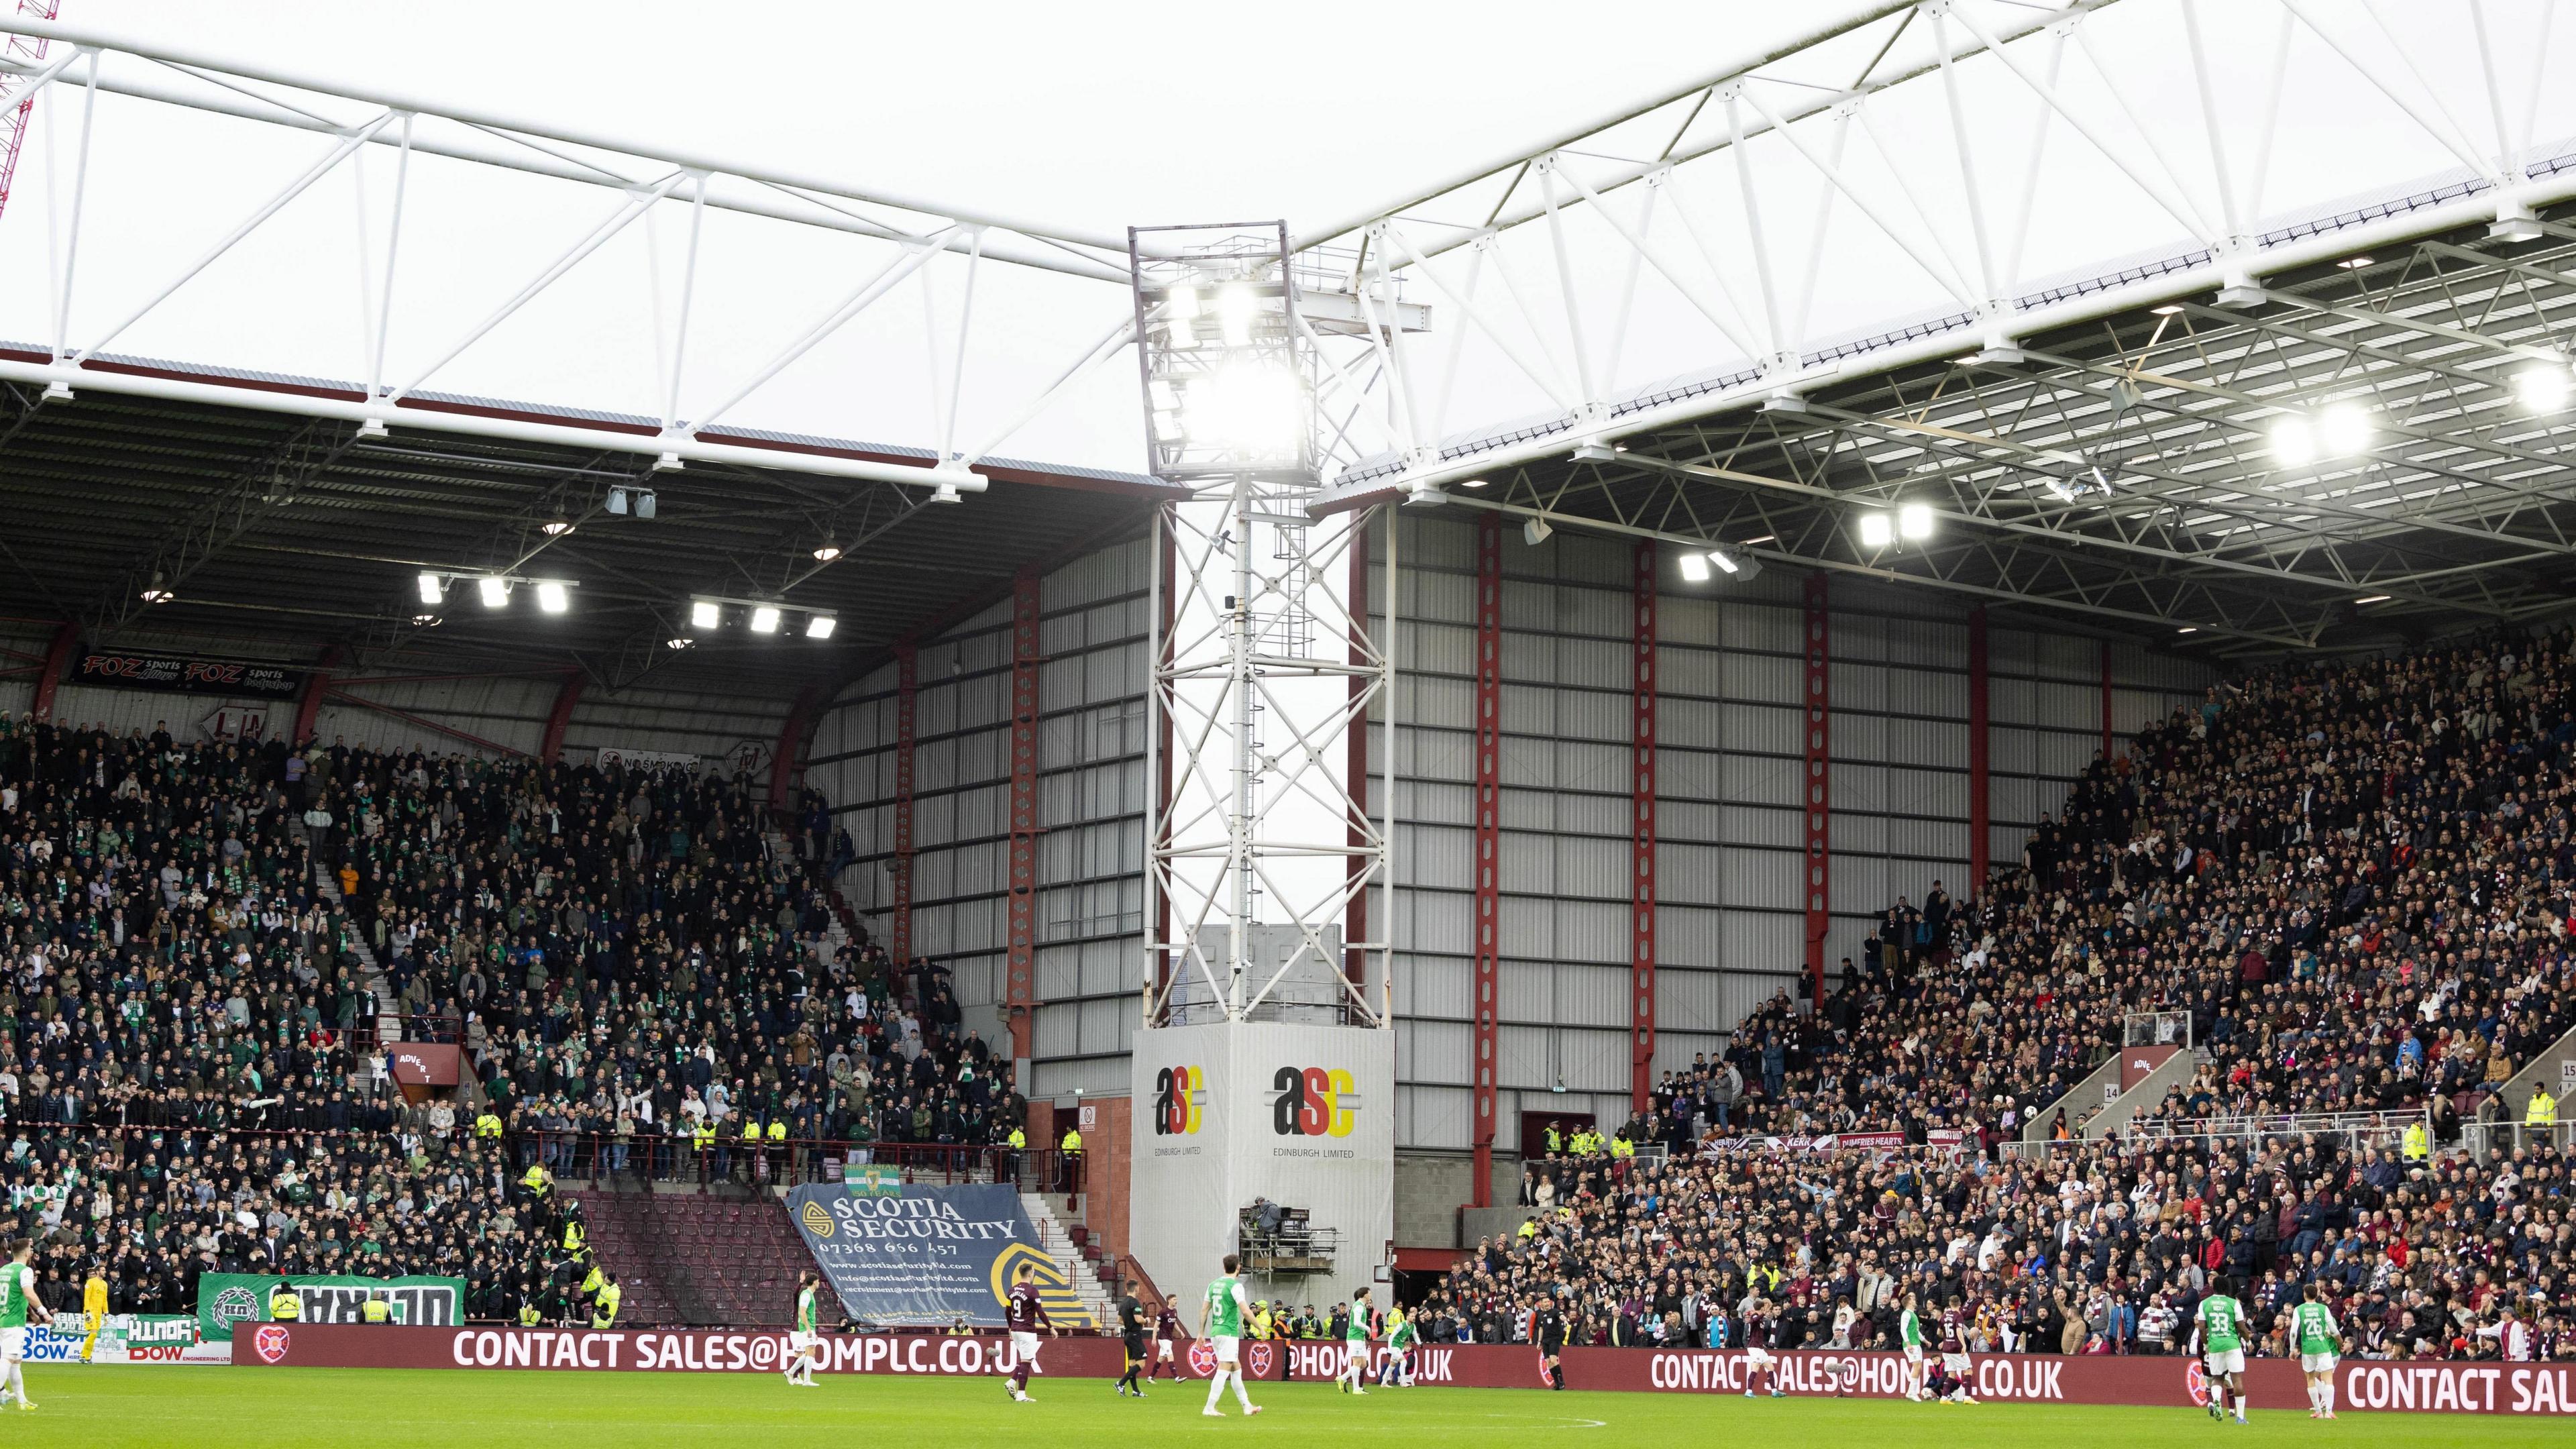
[0,358,1178,701]
[1317,201,2576,656]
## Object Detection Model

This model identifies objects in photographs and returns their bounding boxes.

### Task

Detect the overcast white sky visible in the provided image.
[1,1,2565,474]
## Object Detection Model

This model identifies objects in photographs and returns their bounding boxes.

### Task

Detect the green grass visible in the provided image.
[4,1366,2567,1448]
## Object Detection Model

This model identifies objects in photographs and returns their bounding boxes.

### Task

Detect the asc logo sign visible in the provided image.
[1271,1066,1358,1138]
[1152,1065,1206,1136]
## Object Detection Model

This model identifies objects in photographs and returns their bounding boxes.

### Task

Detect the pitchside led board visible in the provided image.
[1128,1021,1394,1313]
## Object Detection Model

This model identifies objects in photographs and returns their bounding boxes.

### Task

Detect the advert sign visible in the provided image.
[783,1183,1093,1328]
[223,1332,2576,1415]
[70,648,307,699]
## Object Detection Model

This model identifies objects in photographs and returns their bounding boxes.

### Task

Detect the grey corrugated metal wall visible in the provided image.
[1367,515,2215,1154]
[802,538,1150,1097]
[767,519,2213,1148]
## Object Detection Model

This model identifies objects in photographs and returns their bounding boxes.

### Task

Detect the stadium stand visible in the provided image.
[0,715,1032,1326]
[1424,625,2576,1360]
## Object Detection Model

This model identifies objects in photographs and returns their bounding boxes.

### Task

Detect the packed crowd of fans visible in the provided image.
[0,714,1018,1322]
[1430,624,2576,1362]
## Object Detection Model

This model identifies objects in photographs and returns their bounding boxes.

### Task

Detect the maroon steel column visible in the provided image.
[1470,511,1503,1208]
[1344,508,1372,1003]
[2099,639,2114,761]
[29,623,74,722]
[1801,572,1830,1010]
[1967,606,1990,892]
[1006,568,1042,1068]
[541,674,586,764]
[294,645,341,745]
[1629,540,1658,1113]
[891,645,918,967]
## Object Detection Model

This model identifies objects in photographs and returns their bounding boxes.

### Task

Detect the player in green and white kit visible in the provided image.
[2190,1280,2250,1424]
[784,1269,822,1387]
[2290,1283,2343,1419]
[1197,1253,1260,1418]
[1379,1304,1417,1388]
[1337,1285,1373,1395]
[1899,1291,1928,1401]
[0,1238,54,1411]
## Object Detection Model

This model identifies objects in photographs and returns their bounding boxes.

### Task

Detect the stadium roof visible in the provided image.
[1315,150,2576,656]
[0,345,1177,700]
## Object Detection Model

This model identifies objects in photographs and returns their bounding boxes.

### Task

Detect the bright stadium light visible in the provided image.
[1185,362,1304,455]
[535,580,570,614]
[417,572,444,604]
[1165,286,1201,350]
[477,576,509,608]
[749,605,781,634]
[2318,405,2373,456]
[806,614,837,639]
[1898,502,1933,540]
[690,598,721,629]
[2514,365,2571,413]
[1709,548,1739,575]
[2269,415,2317,467]
[1676,551,1711,582]
[1857,512,1892,549]
[1216,283,1258,348]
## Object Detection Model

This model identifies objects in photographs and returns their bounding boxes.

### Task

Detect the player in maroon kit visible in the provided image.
[1004,1261,1061,1403]
[1152,1301,1183,1381]
[1935,1301,1979,1404]
[1739,1298,1782,1397]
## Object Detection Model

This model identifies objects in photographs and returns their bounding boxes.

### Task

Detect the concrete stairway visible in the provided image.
[573,1191,810,1327]
[294,818,398,1045]
[1018,1192,1116,1328]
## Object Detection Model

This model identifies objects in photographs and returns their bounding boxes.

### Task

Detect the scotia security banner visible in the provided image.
[784,1183,1092,1328]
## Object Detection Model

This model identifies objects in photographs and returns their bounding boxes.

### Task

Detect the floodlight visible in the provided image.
[664,637,693,650]
[1217,283,1257,348]
[1898,502,1933,540]
[1165,286,1201,350]
[2514,366,2571,413]
[749,606,781,634]
[535,580,570,614]
[1709,549,1740,576]
[1522,518,1552,546]
[477,576,509,608]
[1676,551,1711,583]
[812,543,843,562]
[2269,416,2317,467]
[806,614,837,640]
[2317,405,2373,456]
[1857,512,1893,549]
[417,572,444,605]
[1185,363,1304,455]
[690,599,721,629]
[541,517,576,537]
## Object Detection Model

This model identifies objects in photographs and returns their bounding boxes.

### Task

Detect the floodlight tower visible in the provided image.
[1125,222,1396,1311]
[1127,221,1390,1031]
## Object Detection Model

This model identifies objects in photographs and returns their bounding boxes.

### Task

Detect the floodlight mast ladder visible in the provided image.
[0,0,60,225]
[1132,221,1393,1030]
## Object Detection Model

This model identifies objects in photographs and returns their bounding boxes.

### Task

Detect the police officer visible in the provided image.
[268,1280,302,1322]
[1001,1124,1026,1183]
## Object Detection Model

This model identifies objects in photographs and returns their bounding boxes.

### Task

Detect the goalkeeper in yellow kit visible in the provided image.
[77,1269,107,1363]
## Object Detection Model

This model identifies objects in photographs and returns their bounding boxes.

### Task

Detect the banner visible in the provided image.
[70,648,307,700]
[222,1330,2576,1414]
[197,1274,468,1342]
[20,1314,226,1364]
[1699,1131,1911,1155]
[237,1326,1125,1377]
[592,747,701,771]
[782,1183,1092,1328]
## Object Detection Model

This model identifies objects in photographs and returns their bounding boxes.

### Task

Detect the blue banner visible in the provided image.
[785,1182,1094,1328]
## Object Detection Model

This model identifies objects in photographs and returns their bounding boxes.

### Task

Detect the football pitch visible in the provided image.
[11,1367,2569,1448]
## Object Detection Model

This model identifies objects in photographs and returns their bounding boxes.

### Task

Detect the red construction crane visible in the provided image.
[0,1,64,226]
